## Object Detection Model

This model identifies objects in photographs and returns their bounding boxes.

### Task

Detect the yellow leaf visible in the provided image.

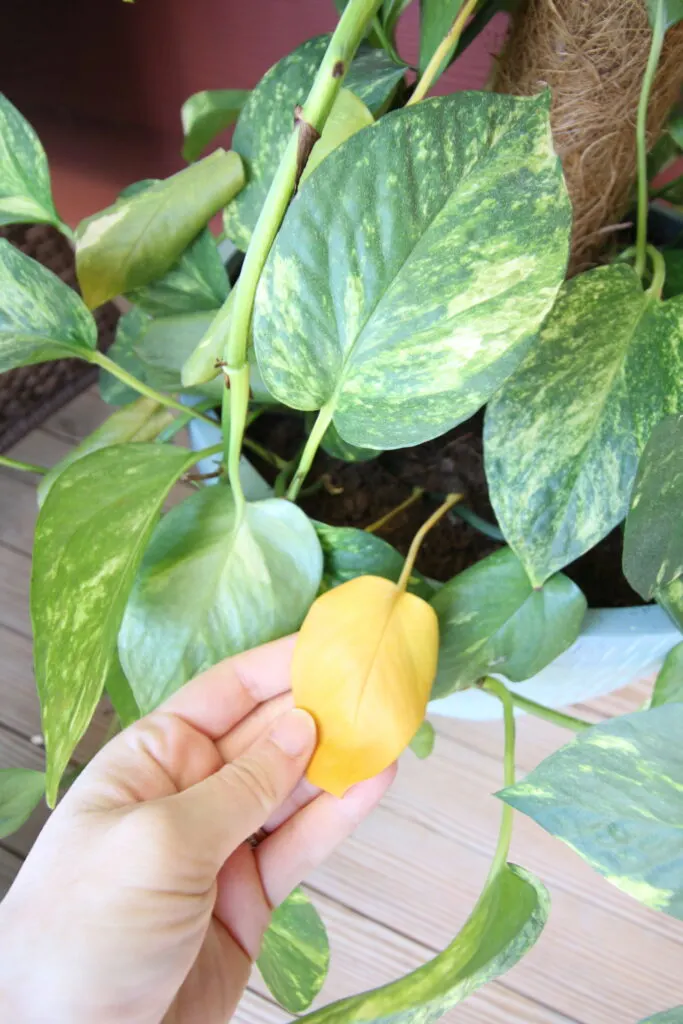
[292,574,438,797]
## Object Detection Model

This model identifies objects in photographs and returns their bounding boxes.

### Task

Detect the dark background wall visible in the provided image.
[2,0,506,224]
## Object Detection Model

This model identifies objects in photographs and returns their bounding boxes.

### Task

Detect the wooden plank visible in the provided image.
[0,545,31,636]
[307,797,683,1023]
[234,990,288,1024]
[1,429,73,483]
[0,474,38,553]
[42,387,112,441]
[0,846,23,899]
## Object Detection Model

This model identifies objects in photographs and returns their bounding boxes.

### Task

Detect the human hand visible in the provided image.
[0,636,395,1024]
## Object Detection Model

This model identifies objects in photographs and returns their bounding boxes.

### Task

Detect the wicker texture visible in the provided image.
[0,224,119,452]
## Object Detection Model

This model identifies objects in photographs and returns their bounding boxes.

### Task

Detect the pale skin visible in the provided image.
[0,635,395,1024]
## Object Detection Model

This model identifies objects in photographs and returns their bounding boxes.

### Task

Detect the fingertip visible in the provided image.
[339,762,397,817]
[269,707,317,758]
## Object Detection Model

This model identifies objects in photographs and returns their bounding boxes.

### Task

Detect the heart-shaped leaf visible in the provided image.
[430,547,587,699]
[313,522,434,598]
[623,414,683,599]
[255,92,569,450]
[0,239,97,373]
[300,89,373,184]
[75,149,243,309]
[105,655,141,728]
[0,769,45,839]
[37,398,174,507]
[127,223,229,316]
[257,888,330,1012]
[663,249,683,300]
[501,706,683,920]
[118,486,322,714]
[32,443,199,804]
[651,642,683,708]
[99,308,154,406]
[294,863,548,1023]
[181,89,250,163]
[0,94,61,229]
[409,719,435,758]
[317,420,378,463]
[485,265,683,586]
[223,36,405,249]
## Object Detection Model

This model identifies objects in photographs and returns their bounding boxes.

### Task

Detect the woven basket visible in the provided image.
[0,224,119,452]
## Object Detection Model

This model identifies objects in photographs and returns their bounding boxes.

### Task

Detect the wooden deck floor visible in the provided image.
[2,387,683,1023]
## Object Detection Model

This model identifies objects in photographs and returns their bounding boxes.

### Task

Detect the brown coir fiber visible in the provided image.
[495,0,683,272]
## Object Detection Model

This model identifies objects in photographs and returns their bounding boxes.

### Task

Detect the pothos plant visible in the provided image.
[0,0,682,1019]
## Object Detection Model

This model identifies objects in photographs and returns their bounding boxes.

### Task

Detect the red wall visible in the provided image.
[2,0,507,223]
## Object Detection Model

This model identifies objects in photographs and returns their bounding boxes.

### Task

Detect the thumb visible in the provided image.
[165,708,317,868]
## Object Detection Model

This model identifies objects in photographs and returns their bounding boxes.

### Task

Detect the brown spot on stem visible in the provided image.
[293,104,321,190]
[332,60,345,78]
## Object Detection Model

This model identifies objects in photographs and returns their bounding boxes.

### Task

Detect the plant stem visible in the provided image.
[407,0,479,105]
[201,0,383,512]
[450,504,504,542]
[224,365,250,519]
[156,398,218,443]
[0,454,48,475]
[396,493,462,592]
[480,676,515,879]
[646,243,666,299]
[482,678,591,733]
[286,402,336,501]
[242,435,289,470]
[192,442,224,462]
[365,487,424,533]
[635,0,666,279]
[57,219,76,243]
[92,352,216,427]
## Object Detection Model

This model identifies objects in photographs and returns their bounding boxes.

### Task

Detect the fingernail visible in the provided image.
[270,708,316,757]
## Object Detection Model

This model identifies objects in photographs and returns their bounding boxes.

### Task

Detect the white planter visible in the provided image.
[187,414,679,721]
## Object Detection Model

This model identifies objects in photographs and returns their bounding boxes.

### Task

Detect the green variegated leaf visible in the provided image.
[224,37,405,249]
[257,888,329,1012]
[100,307,223,407]
[255,92,570,450]
[663,250,683,300]
[301,89,374,184]
[430,547,586,699]
[0,769,45,839]
[295,864,548,1023]
[105,655,141,728]
[99,307,154,406]
[640,1010,683,1023]
[75,150,243,309]
[0,239,97,373]
[647,0,683,29]
[485,265,683,586]
[313,521,434,598]
[119,487,322,713]
[409,719,435,758]
[32,444,198,804]
[501,706,683,920]
[419,0,465,71]
[623,414,683,599]
[128,224,229,316]
[651,642,683,707]
[181,292,235,386]
[37,398,174,507]
[181,89,250,163]
[0,94,61,229]
[659,576,683,631]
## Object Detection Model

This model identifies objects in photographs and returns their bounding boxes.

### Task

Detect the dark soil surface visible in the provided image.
[248,410,643,608]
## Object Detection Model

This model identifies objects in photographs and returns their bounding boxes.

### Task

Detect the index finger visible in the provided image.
[160,634,297,740]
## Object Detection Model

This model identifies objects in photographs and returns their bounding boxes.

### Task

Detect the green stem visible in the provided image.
[407,0,479,105]
[0,454,48,475]
[203,0,383,511]
[224,366,250,519]
[480,676,515,879]
[242,435,289,470]
[92,352,216,427]
[396,493,462,592]
[635,0,666,279]
[56,219,76,243]
[156,398,218,443]
[193,442,224,462]
[286,402,336,501]
[483,679,591,733]
[365,486,424,533]
[450,504,504,542]
[646,243,666,299]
